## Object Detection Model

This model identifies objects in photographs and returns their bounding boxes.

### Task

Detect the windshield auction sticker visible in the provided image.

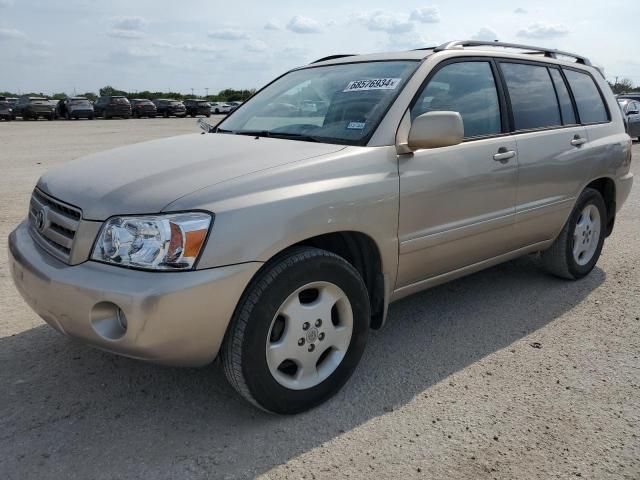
[343,78,402,92]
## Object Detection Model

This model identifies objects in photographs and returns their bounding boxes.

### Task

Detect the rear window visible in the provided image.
[500,62,561,130]
[563,69,608,124]
[111,97,130,104]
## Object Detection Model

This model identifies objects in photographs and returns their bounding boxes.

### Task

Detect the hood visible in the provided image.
[37,133,345,220]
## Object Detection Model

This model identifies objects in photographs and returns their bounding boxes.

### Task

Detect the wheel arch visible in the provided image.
[583,176,616,236]
[243,231,389,330]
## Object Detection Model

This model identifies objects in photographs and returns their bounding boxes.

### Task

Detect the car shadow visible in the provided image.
[0,255,605,480]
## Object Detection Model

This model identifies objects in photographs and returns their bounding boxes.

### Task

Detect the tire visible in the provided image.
[222,247,370,414]
[89,115,94,120]
[541,188,607,280]
[215,108,220,114]
[48,114,54,121]
[206,113,211,118]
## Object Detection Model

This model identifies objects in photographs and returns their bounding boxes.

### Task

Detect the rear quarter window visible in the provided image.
[563,69,609,124]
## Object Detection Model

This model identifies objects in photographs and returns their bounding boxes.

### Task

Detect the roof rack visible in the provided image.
[433,40,591,66]
[310,54,356,64]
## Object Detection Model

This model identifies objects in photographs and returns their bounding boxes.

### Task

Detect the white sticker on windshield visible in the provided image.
[347,121,366,130]
[343,78,402,92]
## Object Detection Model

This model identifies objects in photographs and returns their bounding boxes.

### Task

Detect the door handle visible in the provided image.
[493,148,516,163]
[571,135,587,146]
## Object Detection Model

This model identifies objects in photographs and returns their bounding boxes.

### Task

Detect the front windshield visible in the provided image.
[218,60,418,145]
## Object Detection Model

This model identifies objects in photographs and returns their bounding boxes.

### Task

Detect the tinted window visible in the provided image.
[412,61,501,137]
[501,63,561,130]
[548,69,576,125]
[563,69,608,124]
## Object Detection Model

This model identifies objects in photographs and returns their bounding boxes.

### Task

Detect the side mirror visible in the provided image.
[408,111,464,150]
[198,117,215,134]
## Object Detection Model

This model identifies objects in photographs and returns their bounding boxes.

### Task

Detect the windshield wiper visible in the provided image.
[234,130,319,142]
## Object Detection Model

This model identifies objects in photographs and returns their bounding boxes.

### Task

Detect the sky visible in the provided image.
[0,0,638,96]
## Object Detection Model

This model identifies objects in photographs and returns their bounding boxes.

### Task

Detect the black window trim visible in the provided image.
[561,65,612,126]
[407,56,510,142]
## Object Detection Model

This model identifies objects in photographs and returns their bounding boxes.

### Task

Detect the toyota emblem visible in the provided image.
[35,208,47,232]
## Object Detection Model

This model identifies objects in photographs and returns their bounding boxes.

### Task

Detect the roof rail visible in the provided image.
[310,54,356,64]
[433,40,591,66]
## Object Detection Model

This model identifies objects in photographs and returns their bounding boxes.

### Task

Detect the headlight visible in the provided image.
[91,212,212,270]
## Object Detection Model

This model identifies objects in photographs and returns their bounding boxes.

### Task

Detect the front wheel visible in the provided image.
[541,188,607,280]
[222,247,370,414]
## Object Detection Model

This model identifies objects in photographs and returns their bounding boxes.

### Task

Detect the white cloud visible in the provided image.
[472,27,498,41]
[108,29,144,39]
[386,31,428,51]
[287,15,322,34]
[108,16,146,39]
[409,7,440,23]
[112,46,160,62]
[153,41,218,53]
[264,21,280,31]
[111,16,146,31]
[0,27,27,41]
[245,39,268,52]
[517,23,569,39]
[355,11,414,34]
[514,7,527,14]
[208,28,249,40]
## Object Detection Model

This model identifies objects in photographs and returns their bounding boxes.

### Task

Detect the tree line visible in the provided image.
[0,86,257,102]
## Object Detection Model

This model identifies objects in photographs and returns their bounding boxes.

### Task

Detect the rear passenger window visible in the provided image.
[548,69,576,125]
[412,61,501,138]
[563,69,608,124]
[500,63,561,130]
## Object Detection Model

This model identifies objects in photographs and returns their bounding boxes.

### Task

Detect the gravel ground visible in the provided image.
[0,119,638,480]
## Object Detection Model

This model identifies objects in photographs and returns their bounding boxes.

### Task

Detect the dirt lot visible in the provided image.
[0,119,638,480]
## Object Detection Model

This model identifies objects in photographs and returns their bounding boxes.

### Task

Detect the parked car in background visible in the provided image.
[8,40,634,414]
[618,98,640,139]
[0,98,15,120]
[210,102,233,114]
[153,99,187,118]
[14,96,55,120]
[94,96,131,119]
[131,99,157,118]
[184,99,211,117]
[57,97,95,120]
[617,93,640,103]
[6,97,18,108]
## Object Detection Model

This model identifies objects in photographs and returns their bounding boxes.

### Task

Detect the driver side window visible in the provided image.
[411,61,502,138]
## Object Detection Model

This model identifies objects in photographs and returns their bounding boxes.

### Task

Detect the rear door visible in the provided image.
[497,61,589,249]
[397,59,518,288]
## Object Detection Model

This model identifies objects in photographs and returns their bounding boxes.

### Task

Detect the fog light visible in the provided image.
[91,302,127,340]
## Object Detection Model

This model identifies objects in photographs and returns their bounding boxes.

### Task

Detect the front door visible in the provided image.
[397,60,518,288]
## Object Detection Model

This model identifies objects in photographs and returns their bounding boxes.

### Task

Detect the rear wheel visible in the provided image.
[222,247,370,414]
[541,188,607,280]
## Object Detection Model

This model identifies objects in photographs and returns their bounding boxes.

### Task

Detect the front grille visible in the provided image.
[28,188,82,263]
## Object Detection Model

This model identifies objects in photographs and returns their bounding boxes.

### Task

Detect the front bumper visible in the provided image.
[9,221,261,366]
